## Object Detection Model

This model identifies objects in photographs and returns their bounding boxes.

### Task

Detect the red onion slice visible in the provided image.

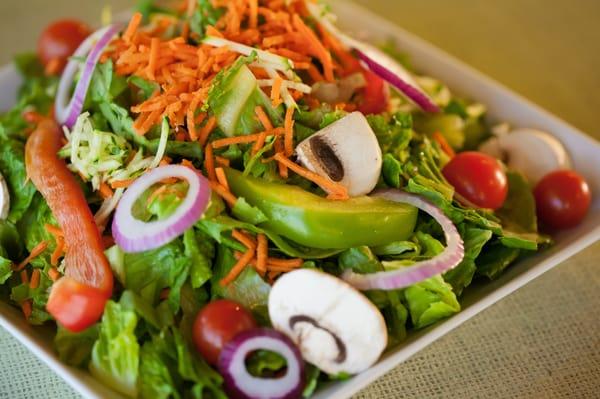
[112,165,211,253]
[342,189,464,290]
[306,2,439,113]
[218,328,305,399]
[55,24,121,129]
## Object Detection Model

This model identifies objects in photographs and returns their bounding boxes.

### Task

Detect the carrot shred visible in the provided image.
[220,248,256,286]
[432,132,456,158]
[14,241,49,272]
[273,138,289,178]
[270,75,283,107]
[44,224,63,238]
[29,269,41,290]
[291,15,334,82]
[98,182,114,199]
[50,236,65,266]
[21,301,32,320]
[256,234,268,276]
[215,167,230,190]
[215,156,231,167]
[48,267,61,282]
[255,106,274,130]
[148,37,160,80]
[204,144,217,182]
[284,106,295,156]
[198,116,217,146]
[110,178,135,189]
[249,0,259,29]
[267,257,304,268]
[211,127,284,148]
[123,12,143,43]
[20,270,29,284]
[232,231,257,252]
[273,153,349,199]
[251,130,269,155]
[208,180,237,207]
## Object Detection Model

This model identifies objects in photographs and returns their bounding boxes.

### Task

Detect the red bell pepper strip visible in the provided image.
[25,119,113,332]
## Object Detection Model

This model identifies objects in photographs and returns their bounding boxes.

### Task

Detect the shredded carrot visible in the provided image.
[432,132,456,158]
[232,229,257,250]
[21,301,32,320]
[29,269,41,290]
[215,167,229,190]
[44,57,62,76]
[292,15,334,82]
[98,182,114,199]
[14,241,49,272]
[220,248,256,286]
[204,144,217,182]
[251,130,269,155]
[249,0,259,29]
[51,236,65,266]
[148,37,160,80]
[267,257,304,269]
[110,178,135,189]
[215,156,231,167]
[20,270,29,284]
[270,75,283,107]
[256,234,268,276]
[123,12,143,43]
[44,224,63,238]
[211,127,284,148]
[146,185,168,206]
[48,267,61,282]
[273,138,289,178]
[198,116,217,146]
[273,153,349,199]
[208,181,237,207]
[255,106,274,130]
[284,106,295,156]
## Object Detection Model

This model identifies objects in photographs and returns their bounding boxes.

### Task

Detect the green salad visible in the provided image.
[0,0,591,398]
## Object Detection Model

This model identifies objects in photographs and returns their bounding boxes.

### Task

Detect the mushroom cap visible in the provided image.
[269,269,387,375]
[0,173,9,220]
[295,112,382,197]
[479,128,571,185]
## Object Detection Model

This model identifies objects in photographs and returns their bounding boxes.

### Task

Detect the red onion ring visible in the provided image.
[218,328,305,399]
[342,189,464,290]
[305,2,439,113]
[55,24,121,129]
[112,165,211,253]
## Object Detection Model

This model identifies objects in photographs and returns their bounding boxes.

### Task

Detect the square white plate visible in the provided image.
[1,1,599,398]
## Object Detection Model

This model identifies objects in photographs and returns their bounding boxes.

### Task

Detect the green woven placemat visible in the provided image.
[1,0,599,398]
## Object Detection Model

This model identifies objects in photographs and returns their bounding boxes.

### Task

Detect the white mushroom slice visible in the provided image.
[268,269,387,375]
[0,173,9,220]
[295,112,382,197]
[479,128,571,184]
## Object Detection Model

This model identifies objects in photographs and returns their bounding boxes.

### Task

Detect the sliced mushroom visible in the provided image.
[268,269,387,375]
[295,112,382,196]
[479,128,571,184]
[311,73,366,105]
[0,173,9,220]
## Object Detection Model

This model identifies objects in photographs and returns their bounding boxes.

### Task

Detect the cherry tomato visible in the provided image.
[26,119,113,332]
[37,19,91,72]
[534,170,591,230]
[358,69,389,115]
[193,300,257,365]
[442,151,508,210]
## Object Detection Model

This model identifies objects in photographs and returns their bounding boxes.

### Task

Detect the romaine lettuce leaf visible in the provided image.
[183,228,213,289]
[54,325,99,368]
[0,138,37,223]
[90,301,140,398]
[16,194,58,269]
[10,268,53,324]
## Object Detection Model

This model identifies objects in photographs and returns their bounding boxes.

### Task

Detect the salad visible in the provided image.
[0,0,592,398]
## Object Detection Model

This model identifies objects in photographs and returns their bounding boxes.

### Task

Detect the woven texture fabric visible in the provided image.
[1,0,600,398]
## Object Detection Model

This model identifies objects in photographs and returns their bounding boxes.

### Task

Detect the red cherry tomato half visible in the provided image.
[358,69,389,115]
[534,170,591,230]
[46,277,110,333]
[192,299,257,365]
[442,151,508,210]
[37,19,91,73]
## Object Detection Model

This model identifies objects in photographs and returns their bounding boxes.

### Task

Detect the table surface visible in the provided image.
[1,1,599,398]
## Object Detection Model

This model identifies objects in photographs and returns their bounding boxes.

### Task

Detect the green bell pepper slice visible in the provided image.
[225,169,418,249]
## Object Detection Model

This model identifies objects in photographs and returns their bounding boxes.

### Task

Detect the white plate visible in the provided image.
[1,1,600,398]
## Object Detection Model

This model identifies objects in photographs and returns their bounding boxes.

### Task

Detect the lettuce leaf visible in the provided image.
[0,139,37,223]
[10,268,53,324]
[183,229,213,289]
[55,325,99,368]
[90,301,140,398]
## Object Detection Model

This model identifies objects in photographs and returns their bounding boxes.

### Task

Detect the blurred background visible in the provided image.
[0,1,598,398]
